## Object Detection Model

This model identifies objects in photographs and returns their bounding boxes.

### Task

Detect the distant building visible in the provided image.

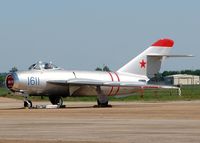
[164,74,200,85]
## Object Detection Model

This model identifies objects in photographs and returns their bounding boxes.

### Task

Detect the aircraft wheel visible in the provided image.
[49,96,63,106]
[24,100,32,108]
[97,99,109,107]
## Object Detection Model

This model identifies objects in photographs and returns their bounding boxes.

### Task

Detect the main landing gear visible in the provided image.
[95,86,112,108]
[49,95,64,106]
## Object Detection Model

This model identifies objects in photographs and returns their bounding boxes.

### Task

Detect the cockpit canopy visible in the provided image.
[28,61,61,70]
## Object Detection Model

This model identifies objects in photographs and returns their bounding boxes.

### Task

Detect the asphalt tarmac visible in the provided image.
[0,97,200,143]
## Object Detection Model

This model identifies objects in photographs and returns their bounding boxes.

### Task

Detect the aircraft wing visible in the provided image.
[47,78,179,89]
[48,79,104,86]
[48,78,146,87]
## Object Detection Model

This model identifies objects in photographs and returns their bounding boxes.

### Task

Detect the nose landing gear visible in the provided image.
[24,96,32,108]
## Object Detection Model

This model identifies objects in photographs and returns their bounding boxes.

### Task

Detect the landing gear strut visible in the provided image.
[24,96,32,108]
[96,86,111,107]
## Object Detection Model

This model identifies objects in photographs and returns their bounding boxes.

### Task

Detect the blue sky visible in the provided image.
[0,0,199,72]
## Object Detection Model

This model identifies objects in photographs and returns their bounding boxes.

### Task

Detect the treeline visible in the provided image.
[162,70,200,77]
[0,73,7,87]
[95,65,111,71]
[150,70,200,82]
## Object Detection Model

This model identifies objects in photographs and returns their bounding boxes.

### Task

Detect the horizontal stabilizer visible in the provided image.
[147,54,193,57]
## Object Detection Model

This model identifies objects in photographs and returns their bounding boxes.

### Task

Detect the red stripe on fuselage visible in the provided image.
[108,72,114,96]
[113,72,120,96]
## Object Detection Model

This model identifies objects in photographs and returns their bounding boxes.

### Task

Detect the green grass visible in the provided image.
[113,85,200,102]
[1,85,200,102]
[0,87,9,96]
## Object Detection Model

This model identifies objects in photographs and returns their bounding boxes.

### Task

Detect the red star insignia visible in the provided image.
[139,59,146,68]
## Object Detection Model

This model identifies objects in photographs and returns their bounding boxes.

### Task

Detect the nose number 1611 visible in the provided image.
[27,77,40,86]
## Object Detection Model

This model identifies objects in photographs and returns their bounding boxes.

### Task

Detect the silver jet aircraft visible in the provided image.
[5,39,190,108]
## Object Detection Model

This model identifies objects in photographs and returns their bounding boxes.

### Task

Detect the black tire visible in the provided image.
[49,96,63,106]
[97,99,108,107]
[24,100,32,108]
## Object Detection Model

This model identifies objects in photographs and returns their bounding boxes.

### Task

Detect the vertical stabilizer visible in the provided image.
[117,39,174,78]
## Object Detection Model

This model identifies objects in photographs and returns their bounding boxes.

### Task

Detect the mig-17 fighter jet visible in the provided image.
[5,39,191,108]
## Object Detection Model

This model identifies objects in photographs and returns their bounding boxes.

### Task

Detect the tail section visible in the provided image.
[117,39,174,78]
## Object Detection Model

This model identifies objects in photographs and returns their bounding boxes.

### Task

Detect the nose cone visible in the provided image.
[6,74,14,89]
[5,73,18,91]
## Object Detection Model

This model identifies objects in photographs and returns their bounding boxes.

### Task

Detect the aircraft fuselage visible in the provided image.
[7,70,148,97]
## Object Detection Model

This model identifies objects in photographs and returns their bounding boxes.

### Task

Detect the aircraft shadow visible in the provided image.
[0,105,114,110]
[0,107,25,110]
